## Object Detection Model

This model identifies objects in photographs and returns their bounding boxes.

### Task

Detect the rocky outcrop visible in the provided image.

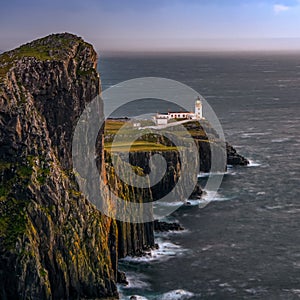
[126,150,197,201]
[115,140,247,201]
[182,120,249,172]
[226,143,249,166]
[154,220,184,232]
[0,33,118,300]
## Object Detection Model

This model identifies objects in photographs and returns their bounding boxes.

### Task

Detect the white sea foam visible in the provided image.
[241,132,270,138]
[198,168,236,179]
[271,137,291,143]
[160,289,194,299]
[201,190,230,202]
[247,160,261,167]
[265,205,284,210]
[283,289,300,296]
[286,208,300,214]
[121,238,187,263]
[154,201,186,208]
[122,272,150,290]
[154,191,230,210]
[155,228,189,238]
[198,171,224,178]
[201,245,213,251]
[256,191,266,195]
[124,295,149,300]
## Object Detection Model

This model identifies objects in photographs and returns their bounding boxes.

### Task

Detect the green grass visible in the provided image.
[105,141,179,152]
[104,120,130,135]
[0,33,93,82]
[14,44,53,61]
[104,119,212,153]
[0,45,53,81]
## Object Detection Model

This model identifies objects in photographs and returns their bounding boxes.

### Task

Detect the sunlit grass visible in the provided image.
[104,119,212,153]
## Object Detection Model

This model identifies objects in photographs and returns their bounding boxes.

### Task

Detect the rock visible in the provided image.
[117,271,128,285]
[226,143,249,166]
[154,220,184,232]
[189,183,203,199]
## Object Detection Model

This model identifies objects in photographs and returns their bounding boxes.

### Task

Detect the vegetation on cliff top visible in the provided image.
[0,33,94,81]
[104,119,212,153]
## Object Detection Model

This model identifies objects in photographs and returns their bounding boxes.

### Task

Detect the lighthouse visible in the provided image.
[195,96,203,119]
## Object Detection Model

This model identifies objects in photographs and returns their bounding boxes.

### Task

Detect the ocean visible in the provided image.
[99,52,300,299]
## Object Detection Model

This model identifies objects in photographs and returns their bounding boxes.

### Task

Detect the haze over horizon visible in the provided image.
[1,0,300,53]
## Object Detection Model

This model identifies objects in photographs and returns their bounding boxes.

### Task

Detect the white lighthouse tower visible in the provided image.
[195,96,203,119]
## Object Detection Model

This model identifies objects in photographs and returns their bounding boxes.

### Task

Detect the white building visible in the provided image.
[153,97,203,125]
[154,113,169,125]
[195,97,203,119]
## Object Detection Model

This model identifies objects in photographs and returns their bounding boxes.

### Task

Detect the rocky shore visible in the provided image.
[154,220,184,232]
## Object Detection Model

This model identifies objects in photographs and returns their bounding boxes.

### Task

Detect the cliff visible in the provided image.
[0,33,120,299]
[104,119,249,203]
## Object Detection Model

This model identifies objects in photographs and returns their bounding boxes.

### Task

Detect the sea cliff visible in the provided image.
[0,33,119,299]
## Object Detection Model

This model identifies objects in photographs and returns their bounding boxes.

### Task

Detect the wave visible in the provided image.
[155,199,206,207]
[241,132,270,138]
[154,191,231,210]
[155,228,189,238]
[122,289,195,300]
[198,168,236,178]
[271,137,291,143]
[202,190,230,202]
[160,289,194,299]
[121,295,149,300]
[265,205,284,210]
[118,272,151,300]
[121,238,187,263]
[198,171,225,178]
[247,160,261,167]
[121,272,150,290]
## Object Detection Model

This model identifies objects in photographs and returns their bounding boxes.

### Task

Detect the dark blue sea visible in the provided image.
[99,52,300,300]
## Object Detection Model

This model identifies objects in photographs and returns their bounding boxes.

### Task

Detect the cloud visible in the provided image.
[273,4,290,14]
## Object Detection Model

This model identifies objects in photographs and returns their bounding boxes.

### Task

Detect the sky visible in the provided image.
[1,0,300,52]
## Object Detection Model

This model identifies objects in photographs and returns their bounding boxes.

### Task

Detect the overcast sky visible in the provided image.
[2,0,300,52]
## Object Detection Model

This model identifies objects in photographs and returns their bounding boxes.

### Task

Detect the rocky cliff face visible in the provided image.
[0,33,120,299]
[125,150,200,201]
[104,161,155,259]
